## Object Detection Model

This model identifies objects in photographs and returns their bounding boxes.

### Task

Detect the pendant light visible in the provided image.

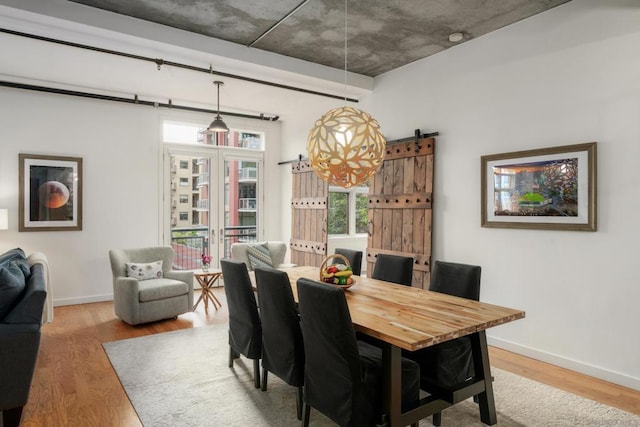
[207,81,229,133]
[306,0,386,188]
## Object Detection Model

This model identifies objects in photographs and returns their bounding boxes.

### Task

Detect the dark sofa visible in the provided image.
[0,249,47,427]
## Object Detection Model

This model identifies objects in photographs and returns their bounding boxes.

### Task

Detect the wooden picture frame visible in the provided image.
[19,154,83,232]
[481,142,597,231]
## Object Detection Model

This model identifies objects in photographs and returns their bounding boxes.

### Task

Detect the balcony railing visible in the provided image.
[238,198,257,210]
[196,173,209,186]
[170,225,257,270]
[238,167,257,180]
[195,199,209,210]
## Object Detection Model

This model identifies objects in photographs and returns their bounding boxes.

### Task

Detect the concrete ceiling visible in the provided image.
[67,0,571,77]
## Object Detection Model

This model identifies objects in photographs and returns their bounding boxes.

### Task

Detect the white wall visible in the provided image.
[355,0,640,390]
[0,5,337,305]
[0,89,284,305]
[2,0,638,392]
[0,91,161,304]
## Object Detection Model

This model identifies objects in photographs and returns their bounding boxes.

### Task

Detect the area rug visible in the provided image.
[103,325,640,426]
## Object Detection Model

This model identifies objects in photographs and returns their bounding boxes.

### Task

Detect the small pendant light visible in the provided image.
[208,81,229,133]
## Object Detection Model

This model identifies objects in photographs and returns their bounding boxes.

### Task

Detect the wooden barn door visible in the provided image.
[367,137,435,289]
[290,160,328,267]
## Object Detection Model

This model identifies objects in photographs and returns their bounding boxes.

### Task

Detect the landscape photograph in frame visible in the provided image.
[481,142,597,231]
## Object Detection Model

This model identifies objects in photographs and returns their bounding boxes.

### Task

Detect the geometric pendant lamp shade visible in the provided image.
[307,106,386,188]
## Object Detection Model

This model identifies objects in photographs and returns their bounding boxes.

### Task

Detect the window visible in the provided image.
[355,193,368,234]
[179,212,188,221]
[163,123,202,144]
[162,122,264,150]
[328,186,368,235]
[179,177,189,186]
[328,192,348,234]
[179,195,188,203]
[179,160,189,169]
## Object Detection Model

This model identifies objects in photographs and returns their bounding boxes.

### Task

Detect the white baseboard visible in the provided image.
[53,294,113,307]
[487,335,640,392]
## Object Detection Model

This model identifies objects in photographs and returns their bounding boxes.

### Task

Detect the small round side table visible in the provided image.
[193,269,223,313]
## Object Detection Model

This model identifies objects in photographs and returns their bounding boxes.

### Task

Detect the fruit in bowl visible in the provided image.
[320,263,354,286]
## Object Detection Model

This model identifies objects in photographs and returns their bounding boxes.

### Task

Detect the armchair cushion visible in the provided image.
[126,260,163,281]
[138,278,190,302]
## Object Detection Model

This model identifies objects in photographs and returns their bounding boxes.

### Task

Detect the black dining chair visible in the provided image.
[297,278,420,427]
[254,267,305,420]
[220,258,262,389]
[411,260,482,426]
[332,248,363,276]
[372,253,414,286]
[429,260,481,301]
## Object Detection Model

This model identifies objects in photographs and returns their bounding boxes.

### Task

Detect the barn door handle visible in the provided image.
[368,220,374,237]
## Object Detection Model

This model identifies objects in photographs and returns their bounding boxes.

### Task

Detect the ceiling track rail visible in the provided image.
[0,27,358,103]
[0,80,280,121]
[248,0,311,47]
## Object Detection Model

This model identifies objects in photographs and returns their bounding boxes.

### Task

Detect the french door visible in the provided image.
[164,145,263,270]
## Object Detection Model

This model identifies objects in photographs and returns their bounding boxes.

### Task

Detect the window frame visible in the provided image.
[328,185,369,237]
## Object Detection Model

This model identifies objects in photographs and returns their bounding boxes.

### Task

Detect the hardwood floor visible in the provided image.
[17,288,640,426]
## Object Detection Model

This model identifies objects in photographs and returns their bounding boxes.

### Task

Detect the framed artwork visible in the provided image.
[19,154,83,231]
[481,142,597,231]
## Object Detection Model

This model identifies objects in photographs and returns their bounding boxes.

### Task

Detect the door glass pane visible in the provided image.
[223,159,259,257]
[169,154,211,270]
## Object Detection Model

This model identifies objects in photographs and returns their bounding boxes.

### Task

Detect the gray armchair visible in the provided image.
[108,247,193,325]
[1,260,47,427]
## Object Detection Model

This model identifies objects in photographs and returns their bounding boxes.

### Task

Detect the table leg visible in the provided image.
[206,275,222,309]
[194,274,223,312]
[470,331,497,425]
[193,292,205,311]
[205,288,212,314]
[383,343,402,427]
[209,292,222,309]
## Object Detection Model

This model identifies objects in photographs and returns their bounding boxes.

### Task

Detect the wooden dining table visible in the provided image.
[254,265,525,426]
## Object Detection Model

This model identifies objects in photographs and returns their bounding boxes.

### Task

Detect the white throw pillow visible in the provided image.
[126,260,163,281]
